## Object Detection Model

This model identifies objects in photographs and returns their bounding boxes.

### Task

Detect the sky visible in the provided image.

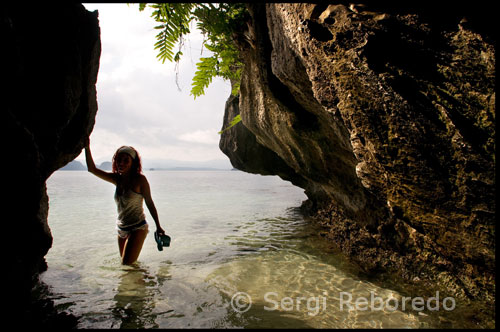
[79,3,233,169]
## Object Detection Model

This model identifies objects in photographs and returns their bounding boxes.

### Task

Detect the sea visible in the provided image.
[42,170,481,328]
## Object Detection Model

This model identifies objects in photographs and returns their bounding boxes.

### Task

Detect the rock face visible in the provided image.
[220,3,495,301]
[2,4,100,322]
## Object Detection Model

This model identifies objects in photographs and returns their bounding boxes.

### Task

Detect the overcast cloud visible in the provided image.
[80,3,233,168]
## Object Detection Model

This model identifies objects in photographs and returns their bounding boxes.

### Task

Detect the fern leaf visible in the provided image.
[190,57,218,99]
[147,3,195,64]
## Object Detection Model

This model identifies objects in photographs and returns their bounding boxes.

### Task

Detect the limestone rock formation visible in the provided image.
[2,4,100,324]
[220,3,495,302]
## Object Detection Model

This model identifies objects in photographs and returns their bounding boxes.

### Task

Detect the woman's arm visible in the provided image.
[140,175,165,235]
[85,138,117,185]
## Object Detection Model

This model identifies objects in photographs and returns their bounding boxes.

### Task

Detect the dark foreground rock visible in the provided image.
[220,2,495,305]
[2,4,100,325]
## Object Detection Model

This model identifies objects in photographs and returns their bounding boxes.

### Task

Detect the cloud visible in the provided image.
[178,129,220,145]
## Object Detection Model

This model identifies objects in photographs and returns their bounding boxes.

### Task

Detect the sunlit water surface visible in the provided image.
[43,171,478,328]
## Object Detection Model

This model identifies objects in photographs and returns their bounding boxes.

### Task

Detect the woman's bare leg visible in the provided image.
[121,227,149,265]
[118,236,127,259]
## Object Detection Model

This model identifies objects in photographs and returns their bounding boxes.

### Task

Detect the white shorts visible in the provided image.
[116,220,149,239]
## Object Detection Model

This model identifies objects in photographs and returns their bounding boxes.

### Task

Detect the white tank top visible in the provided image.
[114,187,146,228]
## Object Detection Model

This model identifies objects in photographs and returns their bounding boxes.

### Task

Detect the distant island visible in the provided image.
[59,160,111,171]
[59,160,86,170]
[99,161,112,171]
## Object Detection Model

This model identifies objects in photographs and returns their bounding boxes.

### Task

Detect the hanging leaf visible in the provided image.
[218,114,242,134]
[190,57,218,99]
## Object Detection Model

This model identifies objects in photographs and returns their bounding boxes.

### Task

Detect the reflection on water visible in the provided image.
[112,266,158,328]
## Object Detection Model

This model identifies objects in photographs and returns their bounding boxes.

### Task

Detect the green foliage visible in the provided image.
[191,56,218,99]
[218,114,242,134]
[143,3,195,63]
[137,3,247,99]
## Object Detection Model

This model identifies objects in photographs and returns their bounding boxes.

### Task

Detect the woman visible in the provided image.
[85,138,165,265]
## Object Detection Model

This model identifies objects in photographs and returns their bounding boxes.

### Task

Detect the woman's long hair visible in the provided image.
[112,146,142,176]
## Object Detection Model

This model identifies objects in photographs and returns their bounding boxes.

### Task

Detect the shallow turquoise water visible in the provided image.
[42,170,475,328]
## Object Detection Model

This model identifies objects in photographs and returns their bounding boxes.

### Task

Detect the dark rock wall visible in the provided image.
[220,3,495,301]
[1,4,100,322]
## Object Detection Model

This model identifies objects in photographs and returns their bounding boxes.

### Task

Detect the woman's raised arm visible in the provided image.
[85,138,117,185]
